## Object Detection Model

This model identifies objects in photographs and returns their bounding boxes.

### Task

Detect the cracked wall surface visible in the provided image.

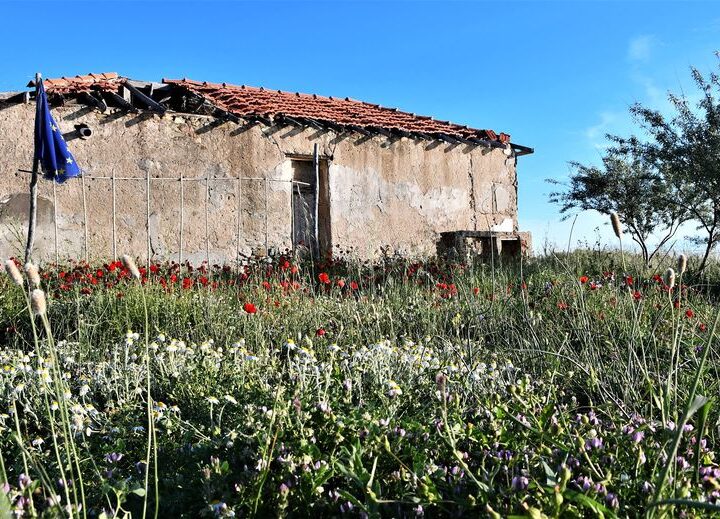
[0,103,519,263]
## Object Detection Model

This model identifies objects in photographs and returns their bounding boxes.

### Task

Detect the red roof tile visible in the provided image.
[164,78,510,144]
[29,72,123,95]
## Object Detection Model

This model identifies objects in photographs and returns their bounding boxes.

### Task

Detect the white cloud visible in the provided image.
[628,35,655,62]
[630,73,665,107]
[584,111,622,149]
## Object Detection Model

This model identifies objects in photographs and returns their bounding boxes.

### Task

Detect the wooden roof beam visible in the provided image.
[123,81,167,114]
[82,91,107,112]
[104,90,138,112]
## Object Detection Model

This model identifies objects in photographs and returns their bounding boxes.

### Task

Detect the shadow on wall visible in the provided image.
[0,193,54,227]
[0,193,55,257]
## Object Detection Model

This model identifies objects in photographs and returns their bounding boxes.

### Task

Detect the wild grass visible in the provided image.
[0,250,719,517]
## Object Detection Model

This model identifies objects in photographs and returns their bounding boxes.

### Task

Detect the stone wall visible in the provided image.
[0,102,519,263]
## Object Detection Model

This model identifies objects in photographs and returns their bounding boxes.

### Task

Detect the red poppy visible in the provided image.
[699,323,707,332]
[686,309,695,319]
[633,290,642,301]
[473,287,480,295]
[182,277,193,289]
[350,281,359,290]
[243,302,257,314]
[262,281,272,291]
[96,270,104,278]
[337,279,346,288]
[149,264,159,274]
[579,276,589,284]
[557,301,568,310]
[318,272,330,284]
[626,276,634,286]
[316,328,326,337]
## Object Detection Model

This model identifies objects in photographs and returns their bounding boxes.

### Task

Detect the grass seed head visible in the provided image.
[121,254,141,280]
[4,259,24,286]
[24,262,41,288]
[30,289,47,316]
[610,212,622,239]
[664,267,676,290]
[678,254,687,275]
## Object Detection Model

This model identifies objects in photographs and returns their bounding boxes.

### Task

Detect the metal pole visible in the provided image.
[146,167,151,265]
[24,72,41,265]
[179,171,184,269]
[236,175,242,268]
[111,168,117,261]
[205,170,210,265]
[81,174,89,263]
[52,180,59,266]
[264,177,269,254]
[313,143,320,256]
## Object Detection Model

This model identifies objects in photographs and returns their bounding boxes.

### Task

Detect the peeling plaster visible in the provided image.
[0,103,521,261]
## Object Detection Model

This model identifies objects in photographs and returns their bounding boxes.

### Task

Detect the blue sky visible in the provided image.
[2,0,719,251]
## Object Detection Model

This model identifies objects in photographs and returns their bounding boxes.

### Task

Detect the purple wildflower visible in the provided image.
[606,493,619,509]
[511,475,529,491]
[631,431,645,444]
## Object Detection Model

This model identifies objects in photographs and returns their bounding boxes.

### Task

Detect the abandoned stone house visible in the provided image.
[0,72,532,264]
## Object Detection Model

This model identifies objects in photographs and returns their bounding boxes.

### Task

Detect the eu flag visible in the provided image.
[34,80,81,183]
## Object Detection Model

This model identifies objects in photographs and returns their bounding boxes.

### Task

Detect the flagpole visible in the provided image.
[24,72,41,265]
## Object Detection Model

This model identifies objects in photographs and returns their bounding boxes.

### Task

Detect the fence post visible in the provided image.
[205,169,210,265]
[52,180,59,266]
[179,170,184,270]
[264,177,269,254]
[146,166,151,265]
[111,168,117,261]
[81,174,89,263]
[236,175,242,269]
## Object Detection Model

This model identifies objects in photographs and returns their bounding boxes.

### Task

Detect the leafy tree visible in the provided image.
[549,150,686,266]
[612,61,720,272]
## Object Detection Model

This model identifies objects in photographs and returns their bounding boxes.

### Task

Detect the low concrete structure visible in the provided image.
[0,73,532,264]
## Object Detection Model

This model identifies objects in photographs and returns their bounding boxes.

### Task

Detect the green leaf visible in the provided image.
[564,489,616,518]
[542,460,558,487]
[130,487,147,497]
[648,499,720,512]
[0,487,11,517]
[688,394,709,416]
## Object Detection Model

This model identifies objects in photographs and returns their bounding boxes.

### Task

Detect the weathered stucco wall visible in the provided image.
[0,102,518,263]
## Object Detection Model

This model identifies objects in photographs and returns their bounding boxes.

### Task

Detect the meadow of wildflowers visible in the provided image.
[0,250,719,517]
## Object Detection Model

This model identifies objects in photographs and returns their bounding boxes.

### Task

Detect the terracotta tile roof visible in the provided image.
[30,73,512,144]
[28,72,122,95]
[163,78,511,144]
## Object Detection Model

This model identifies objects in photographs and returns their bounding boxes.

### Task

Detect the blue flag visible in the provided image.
[34,80,81,183]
